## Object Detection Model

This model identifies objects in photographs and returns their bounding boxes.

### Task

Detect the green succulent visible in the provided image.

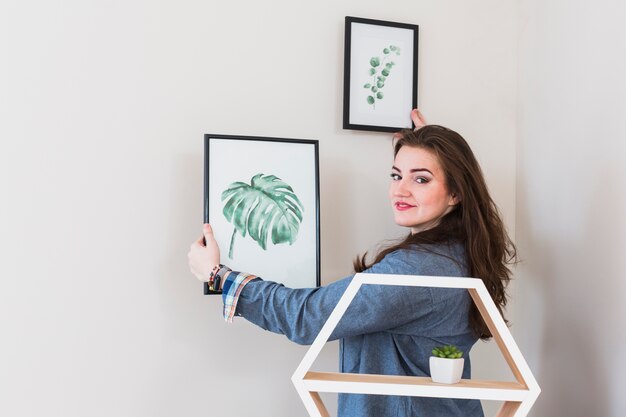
[432,345,464,359]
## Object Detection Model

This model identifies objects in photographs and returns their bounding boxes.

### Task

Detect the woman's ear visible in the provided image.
[449,193,460,206]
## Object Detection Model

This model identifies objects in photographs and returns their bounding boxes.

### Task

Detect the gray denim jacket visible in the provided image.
[234,242,484,417]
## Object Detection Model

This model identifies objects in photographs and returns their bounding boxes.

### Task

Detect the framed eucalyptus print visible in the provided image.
[343,16,419,133]
[203,134,320,294]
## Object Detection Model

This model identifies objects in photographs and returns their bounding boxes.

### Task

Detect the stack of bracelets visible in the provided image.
[208,264,230,292]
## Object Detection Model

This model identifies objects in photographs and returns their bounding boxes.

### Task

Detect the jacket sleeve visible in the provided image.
[233,250,441,345]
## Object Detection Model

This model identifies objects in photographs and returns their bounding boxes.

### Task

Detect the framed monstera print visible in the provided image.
[203,134,320,294]
[343,16,419,133]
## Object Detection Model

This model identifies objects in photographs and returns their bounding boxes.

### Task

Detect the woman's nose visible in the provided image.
[392,179,410,196]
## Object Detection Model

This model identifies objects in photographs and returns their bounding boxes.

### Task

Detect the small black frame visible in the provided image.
[343,16,419,133]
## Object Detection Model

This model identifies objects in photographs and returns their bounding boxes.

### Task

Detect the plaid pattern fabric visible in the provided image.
[222,270,257,323]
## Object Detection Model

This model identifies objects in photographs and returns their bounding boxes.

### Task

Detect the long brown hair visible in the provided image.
[354,125,517,340]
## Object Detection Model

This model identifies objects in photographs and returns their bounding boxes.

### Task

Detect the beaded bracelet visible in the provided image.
[208,264,221,281]
[208,264,231,291]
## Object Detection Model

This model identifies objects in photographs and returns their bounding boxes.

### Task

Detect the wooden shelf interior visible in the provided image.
[303,371,528,402]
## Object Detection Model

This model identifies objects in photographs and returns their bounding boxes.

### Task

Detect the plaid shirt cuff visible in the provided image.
[222,270,257,323]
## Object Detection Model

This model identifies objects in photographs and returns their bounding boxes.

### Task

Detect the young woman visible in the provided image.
[188,110,516,417]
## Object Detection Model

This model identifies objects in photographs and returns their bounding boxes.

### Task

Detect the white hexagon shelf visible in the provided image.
[291,273,540,417]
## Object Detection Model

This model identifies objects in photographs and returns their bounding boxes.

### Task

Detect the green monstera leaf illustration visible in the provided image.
[221,173,304,259]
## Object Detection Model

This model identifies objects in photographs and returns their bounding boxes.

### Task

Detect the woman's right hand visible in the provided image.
[188,223,221,283]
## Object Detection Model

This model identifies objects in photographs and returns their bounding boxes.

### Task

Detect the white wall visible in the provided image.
[517,0,626,416]
[0,1,517,416]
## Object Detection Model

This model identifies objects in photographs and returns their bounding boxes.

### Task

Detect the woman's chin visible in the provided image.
[393,218,416,228]
[393,218,438,233]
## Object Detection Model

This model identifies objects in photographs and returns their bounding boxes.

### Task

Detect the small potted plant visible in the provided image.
[429,345,464,384]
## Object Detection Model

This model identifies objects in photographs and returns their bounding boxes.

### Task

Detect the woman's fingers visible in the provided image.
[411,108,427,129]
[188,224,221,282]
[202,223,214,243]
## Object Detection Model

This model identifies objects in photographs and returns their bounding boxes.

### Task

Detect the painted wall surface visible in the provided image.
[517,0,626,416]
[0,1,517,416]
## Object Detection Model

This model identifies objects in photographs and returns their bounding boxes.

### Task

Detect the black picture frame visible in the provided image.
[203,134,321,295]
[343,16,419,133]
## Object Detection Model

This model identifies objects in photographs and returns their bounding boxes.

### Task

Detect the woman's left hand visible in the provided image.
[188,223,221,282]
[411,108,427,130]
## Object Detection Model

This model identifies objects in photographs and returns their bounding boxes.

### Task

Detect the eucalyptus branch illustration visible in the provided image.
[363,44,401,109]
[221,173,304,259]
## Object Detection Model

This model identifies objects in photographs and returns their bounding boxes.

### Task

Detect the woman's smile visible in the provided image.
[394,201,416,211]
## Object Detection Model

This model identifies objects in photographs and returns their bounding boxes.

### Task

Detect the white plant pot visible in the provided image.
[429,356,464,384]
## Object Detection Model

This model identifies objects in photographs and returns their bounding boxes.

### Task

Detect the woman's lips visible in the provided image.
[395,202,416,211]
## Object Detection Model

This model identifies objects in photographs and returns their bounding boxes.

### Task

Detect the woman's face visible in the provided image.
[389,146,458,234]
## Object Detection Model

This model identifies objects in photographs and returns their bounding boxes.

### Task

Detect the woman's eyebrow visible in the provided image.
[410,168,433,174]
[392,165,433,175]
